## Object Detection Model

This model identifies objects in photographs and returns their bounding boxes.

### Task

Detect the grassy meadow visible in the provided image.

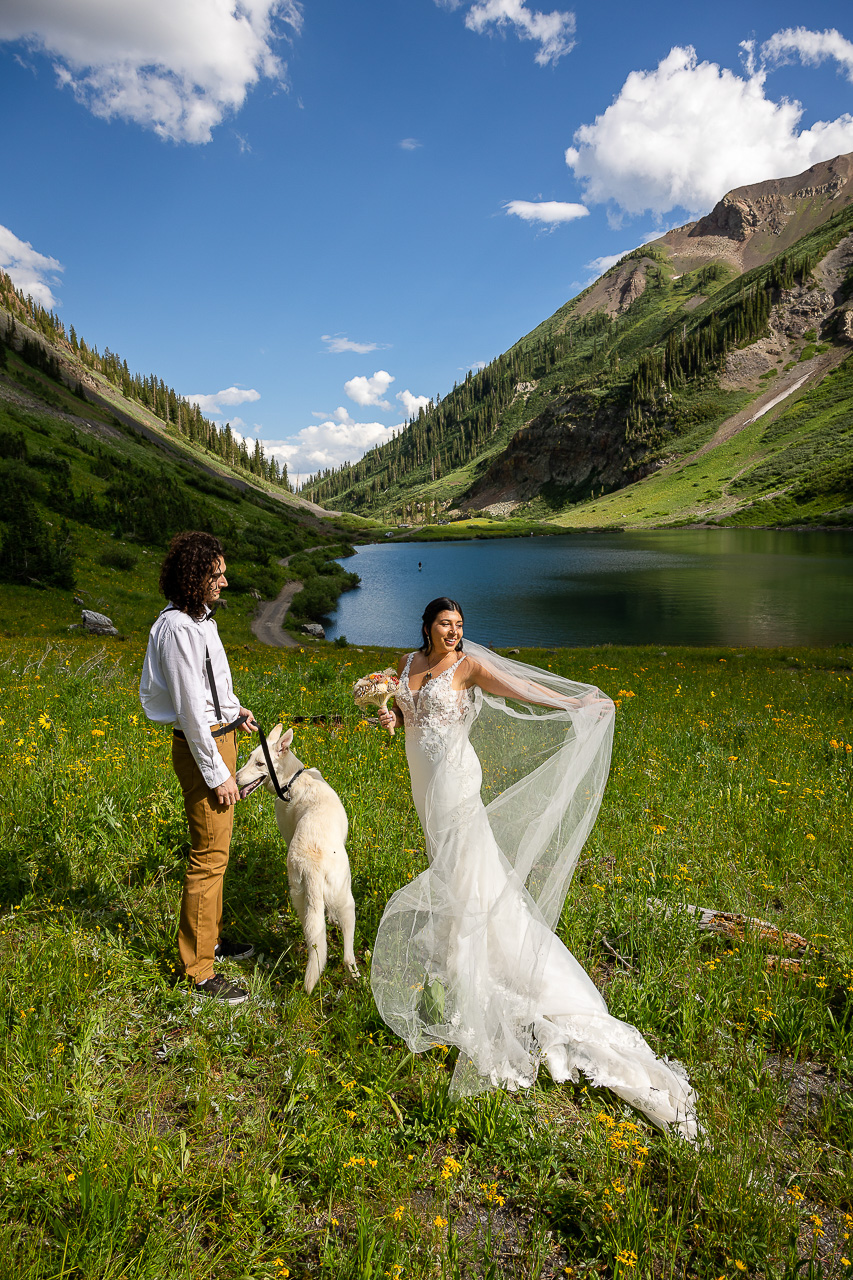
[1,636,852,1279]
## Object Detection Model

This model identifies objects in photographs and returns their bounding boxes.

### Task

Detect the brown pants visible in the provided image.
[172,730,237,983]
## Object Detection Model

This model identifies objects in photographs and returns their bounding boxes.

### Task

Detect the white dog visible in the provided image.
[236,725,358,993]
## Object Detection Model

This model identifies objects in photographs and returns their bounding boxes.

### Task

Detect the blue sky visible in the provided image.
[1,0,852,482]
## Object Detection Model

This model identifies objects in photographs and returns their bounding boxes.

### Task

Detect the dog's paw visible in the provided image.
[345,962,361,983]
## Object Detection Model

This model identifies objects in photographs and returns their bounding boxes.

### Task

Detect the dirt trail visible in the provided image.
[250,546,325,649]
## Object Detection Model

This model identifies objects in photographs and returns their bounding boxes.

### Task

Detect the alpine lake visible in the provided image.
[327,528,853,649]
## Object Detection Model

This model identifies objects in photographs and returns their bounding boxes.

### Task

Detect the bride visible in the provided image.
[372,598,698,1140]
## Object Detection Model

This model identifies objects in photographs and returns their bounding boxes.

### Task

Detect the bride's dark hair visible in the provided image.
[420,597,464,654]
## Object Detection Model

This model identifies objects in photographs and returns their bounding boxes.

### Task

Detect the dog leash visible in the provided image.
[256,724,305,802]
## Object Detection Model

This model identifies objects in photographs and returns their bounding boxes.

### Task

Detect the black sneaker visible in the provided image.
[195,974,249,1005]
[214,938,255,962]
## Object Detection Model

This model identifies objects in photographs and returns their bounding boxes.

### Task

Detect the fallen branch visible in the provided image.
[647,899,809,953]
[764,955,804,973]
[600,935,636,971]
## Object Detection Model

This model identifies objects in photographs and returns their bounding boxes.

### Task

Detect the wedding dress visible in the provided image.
[370,640,698,1140]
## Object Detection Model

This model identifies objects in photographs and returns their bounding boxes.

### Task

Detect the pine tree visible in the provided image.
[0,492,75,588]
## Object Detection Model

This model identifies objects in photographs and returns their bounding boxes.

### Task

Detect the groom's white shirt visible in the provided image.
[140,606,240,789]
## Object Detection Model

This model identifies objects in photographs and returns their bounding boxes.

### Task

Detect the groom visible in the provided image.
[140,531,258,1004]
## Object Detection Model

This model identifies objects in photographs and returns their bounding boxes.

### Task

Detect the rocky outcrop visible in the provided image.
[576,258,650,318]
[653,152,853,275]
[462,395,642,510]
[691,195,762,242]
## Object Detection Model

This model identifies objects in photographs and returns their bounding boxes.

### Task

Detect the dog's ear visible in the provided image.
[276,727,294,754]
[267,723,284,744]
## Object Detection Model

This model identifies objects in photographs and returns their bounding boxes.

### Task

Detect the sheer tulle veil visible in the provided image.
[464,640,615,928]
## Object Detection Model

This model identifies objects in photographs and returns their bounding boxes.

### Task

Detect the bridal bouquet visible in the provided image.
[353,667,400,735]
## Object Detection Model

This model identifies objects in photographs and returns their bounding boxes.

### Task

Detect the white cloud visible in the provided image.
[344,369,394,408]
[565,40,853,217]
[504,199,588,225]
[453,0,576,66]
[263,418,401,480]
[0,223,63,308]
[585,251,632,278]
[583,228,672,280]
[399,137,422,150]
[185,386,261,416]
[0,0,302,144]
[761,27,853,81]
[321,333,383,354]
[397,389,431,419]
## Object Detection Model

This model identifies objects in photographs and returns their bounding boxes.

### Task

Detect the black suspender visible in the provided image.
[205,647,222,721]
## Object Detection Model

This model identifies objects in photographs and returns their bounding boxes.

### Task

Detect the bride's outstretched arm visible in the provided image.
[463,656,612,713]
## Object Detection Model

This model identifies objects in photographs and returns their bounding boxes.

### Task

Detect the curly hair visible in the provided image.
[159,531,224,619]
[419,597,464,654]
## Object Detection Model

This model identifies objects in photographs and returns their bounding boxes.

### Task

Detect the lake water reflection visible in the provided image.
[326,529,853,649]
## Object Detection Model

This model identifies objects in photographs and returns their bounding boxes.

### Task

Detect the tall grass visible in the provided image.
[1,638,851,1278]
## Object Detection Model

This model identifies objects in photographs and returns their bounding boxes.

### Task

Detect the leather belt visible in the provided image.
[173,714,248,741]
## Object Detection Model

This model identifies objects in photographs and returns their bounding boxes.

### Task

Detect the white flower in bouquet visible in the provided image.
[352,667,400,735]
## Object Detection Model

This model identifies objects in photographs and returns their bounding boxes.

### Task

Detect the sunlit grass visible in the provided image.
[1,638,851,1277]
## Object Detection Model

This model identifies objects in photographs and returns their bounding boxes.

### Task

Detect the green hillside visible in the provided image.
[304,201,853,531]
[0,284,375,643]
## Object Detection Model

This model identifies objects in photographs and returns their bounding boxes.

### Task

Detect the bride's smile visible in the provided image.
[430,610,463,655]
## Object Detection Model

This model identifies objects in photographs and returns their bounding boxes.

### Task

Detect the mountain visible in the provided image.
[307,153,853,530]
[0,280,369,639]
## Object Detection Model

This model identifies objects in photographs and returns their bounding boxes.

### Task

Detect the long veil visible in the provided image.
[371,640,618,1095]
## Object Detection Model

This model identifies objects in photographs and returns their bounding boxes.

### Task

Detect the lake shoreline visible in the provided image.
[360,520,853,545]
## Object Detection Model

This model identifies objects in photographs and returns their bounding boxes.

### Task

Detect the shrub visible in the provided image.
[99,549,138,572]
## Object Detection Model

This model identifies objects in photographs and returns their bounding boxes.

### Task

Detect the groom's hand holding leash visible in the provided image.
[214,708,258,806]
[215,776,241,807]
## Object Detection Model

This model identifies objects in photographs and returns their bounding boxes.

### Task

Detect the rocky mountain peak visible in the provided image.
[690,152,853,244]
[659,151,853,273]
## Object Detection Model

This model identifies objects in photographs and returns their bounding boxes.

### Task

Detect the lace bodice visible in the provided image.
[396,652,475,762]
